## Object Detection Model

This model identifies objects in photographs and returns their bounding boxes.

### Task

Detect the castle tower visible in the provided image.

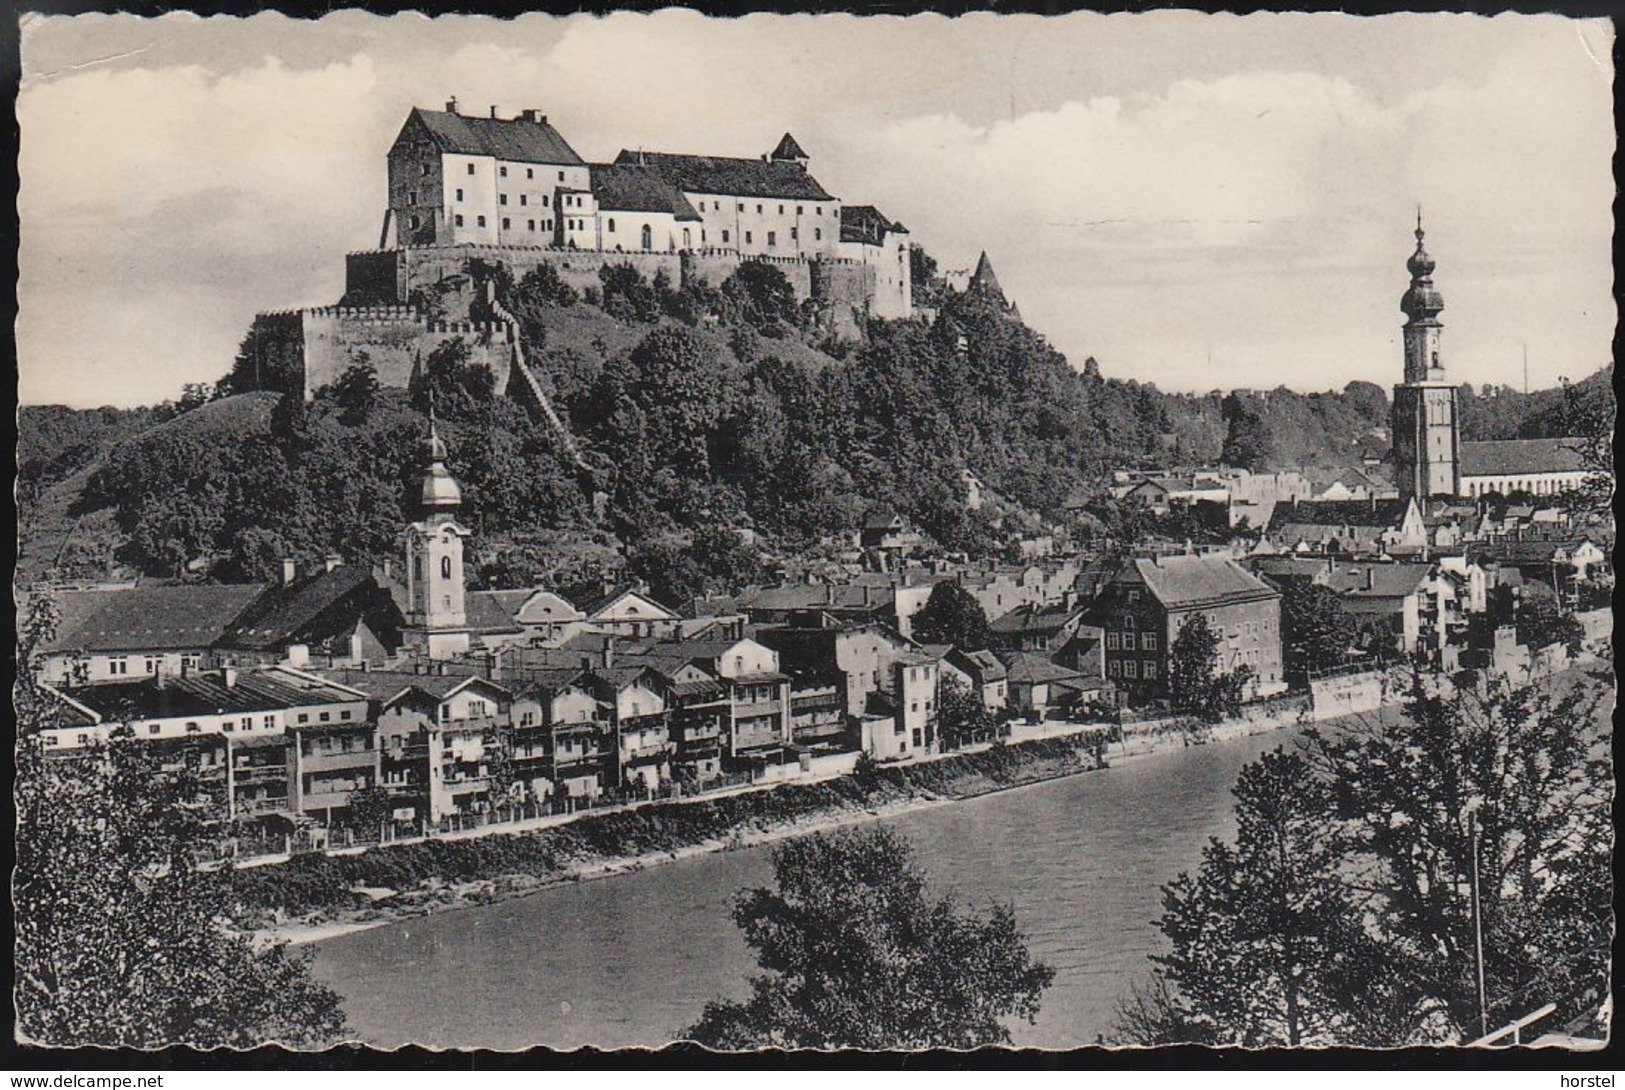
[1390,212,1461,501]
[402,416,473,660]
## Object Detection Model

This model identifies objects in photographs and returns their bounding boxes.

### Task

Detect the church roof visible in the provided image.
[589,163,703,221]
[612,149,835,201]
[1459,439,1587,478]
[407,107,585,167]
[840,205,905,245]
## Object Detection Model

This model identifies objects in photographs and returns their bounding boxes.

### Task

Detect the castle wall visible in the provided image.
[251,305,514,400]
[343,251,408,307]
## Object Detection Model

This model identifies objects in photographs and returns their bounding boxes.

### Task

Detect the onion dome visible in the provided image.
[420,418,462,510]
[1401,211,1444,322]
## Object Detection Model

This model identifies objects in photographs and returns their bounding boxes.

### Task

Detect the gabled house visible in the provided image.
[1264,497,1426,557]
[1090,554,1284,703]
[33,583,267,686]
[988,601,1087,653]
[217,561,404,667]
[942,647,1009,713]
[580,583,682,640]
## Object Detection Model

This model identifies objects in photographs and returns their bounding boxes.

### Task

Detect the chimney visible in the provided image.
[486,648,502,680]
[446,96,459,114]
[222,667,237,689]
[349,632,364,666]
[489,105,499,119]
[285,644,310,669]
[382,558,394,580]
[601,639,614,670]
[580,655,593,674]
[826,583,836,606]
[1366,569,1375,591]
[282,558,298,586]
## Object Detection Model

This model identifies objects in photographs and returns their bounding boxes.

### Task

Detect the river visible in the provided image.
[309,725,1303,1050]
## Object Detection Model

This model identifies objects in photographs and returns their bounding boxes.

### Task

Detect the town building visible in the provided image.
[1091,554,1285,702]
[1264,497,1427,557]
[1458,438,1592,498]
[941,648,1010,713]
[34,583,264,686]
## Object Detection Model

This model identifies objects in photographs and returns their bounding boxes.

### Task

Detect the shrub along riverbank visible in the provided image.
[234,730,1113,924]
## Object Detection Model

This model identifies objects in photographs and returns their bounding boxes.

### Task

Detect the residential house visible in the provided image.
[507,667,615,805]
[33,583,265,686]
[941,648,1010,713]
[988,600,1086,653]
[1091,554,1285,703]
[1264,497,1426,556]
[216,560,404,667]
[579,583,683,640]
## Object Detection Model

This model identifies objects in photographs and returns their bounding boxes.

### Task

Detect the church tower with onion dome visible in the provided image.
[1391,212,1461,501]
[403,415,473,659]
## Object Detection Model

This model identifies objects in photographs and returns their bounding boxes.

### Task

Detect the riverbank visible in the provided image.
[253,703,1315,948]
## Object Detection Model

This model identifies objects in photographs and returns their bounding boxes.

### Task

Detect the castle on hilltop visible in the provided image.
[246,101,918,401]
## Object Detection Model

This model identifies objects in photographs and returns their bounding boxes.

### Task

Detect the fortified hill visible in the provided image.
[244,101,919,402]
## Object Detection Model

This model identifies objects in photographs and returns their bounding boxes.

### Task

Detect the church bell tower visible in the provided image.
[1391,212,1461,501]
[402,416,472,660]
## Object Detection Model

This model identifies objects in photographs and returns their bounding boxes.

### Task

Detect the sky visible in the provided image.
[16,11,1616,408]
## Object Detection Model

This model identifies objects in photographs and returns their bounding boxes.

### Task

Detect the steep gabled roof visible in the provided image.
[40,584,266,654]
[997,651,1082,685]
[218,566,401,652]
[770,133,809,161]
[466,590,527,636]
[1459,439,1588,478]
[589,162,703,221]
[405,107,585,166]
[612,149,834,201]
[968,252,1004,299]
[840,204,905,245]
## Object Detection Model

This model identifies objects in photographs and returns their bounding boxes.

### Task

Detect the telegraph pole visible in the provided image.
[1469,810,1489,1040]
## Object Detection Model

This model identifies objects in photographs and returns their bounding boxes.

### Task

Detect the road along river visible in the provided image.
[309,722,1307,1050]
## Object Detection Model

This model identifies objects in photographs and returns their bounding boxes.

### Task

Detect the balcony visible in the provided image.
[232,765,287,784]
[622,741,673,763]
[300,749,376,773]
[236,795,292,817]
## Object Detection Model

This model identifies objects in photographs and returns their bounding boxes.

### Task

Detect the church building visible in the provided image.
[1390,214,1462,502]
[401,418,473,660]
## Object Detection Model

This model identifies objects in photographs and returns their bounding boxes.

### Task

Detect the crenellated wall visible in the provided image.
[250,304,515,399]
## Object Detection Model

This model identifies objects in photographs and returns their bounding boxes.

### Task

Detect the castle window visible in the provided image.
[607,218,615,233]
[745,231,753,244]
[722,229,730,243]
[420,163,431,177]
[816,207,822,215]
[149,723,161,735]
[477,215,486,227]
[756,204,763,214]
[520,194,527,206]
[441,556,453,579]
[542,195,550,207]
[526,168,533,179]
[409,214,420,229]
[499,194,507,205]
[454,214,464,227]
[455,188,464,202]
[407,191,417,205]
[527,220,535,231]
[737,203,744,212]
[797,205,803,215]
[467,163,475,175]
[814,228,821,242]
[778,205,784,214]
[790,227,797,241]
[558,171,564,181]
[502,218,510,230]
[499,166,507,177]
[767,231,776,247]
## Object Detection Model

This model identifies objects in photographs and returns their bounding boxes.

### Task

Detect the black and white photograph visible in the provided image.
[12,8,1616,1059]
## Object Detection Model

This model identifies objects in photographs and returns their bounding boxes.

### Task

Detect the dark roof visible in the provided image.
[42,584,266,654]
[580,583,679,620]
[62,668,364,721]
[946,647,1007,682]
[612,149,834,201]
[218,566,398,652]
[406,107,584,166]
[1267,499,1412,531]
[769,133,808,161]
[840,204,904,245]
[1459,439,1588,478]
[989,603,1081,635]
[1324,563,1432,599]
[997,651,1082,685]
[466,590,525,635]
[1471,539,1600,565]
[969,252,1004,299]
[589,163,703,221]
[1130,555,1279,610]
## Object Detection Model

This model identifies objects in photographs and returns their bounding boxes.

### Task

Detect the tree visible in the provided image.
[912,581,993,650]
[1559,369,1615,516]
[1132,674,1613,1045]
[1144,749,1407,1046]
[1220,393,1274,471]
[329,357,380,425]
[1516,584,1584,656]
[1280,582,1357,680]
[1167,613,1247,722]
[724,260,800,337]
[683,827,1053,1049]
[599,262,660,323]
[14,595,348,1048]
[936,674,996,751]
[347,783,395,841]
